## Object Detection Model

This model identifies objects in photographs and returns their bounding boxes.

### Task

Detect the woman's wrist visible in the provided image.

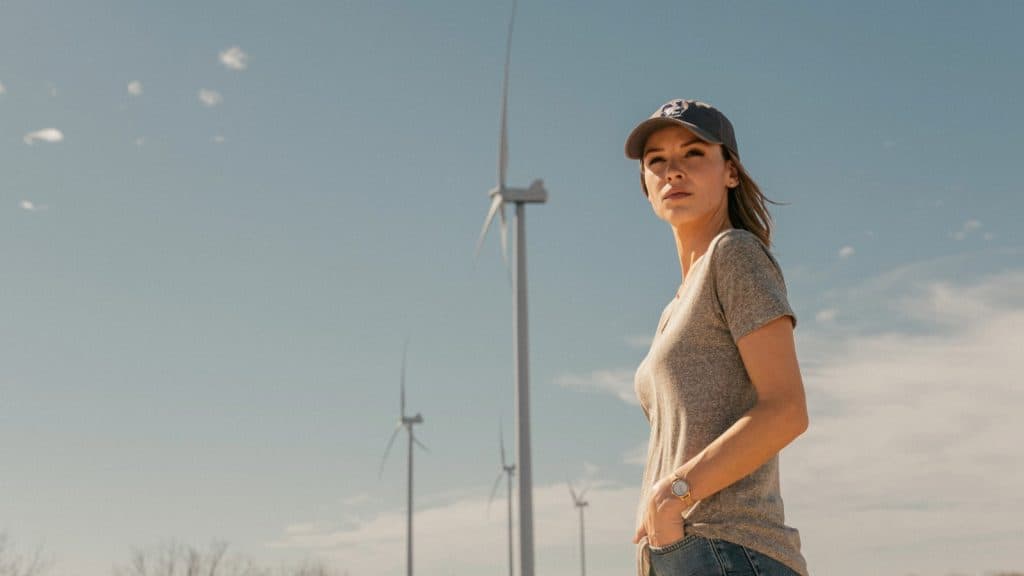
[648,523,685,549]
[669,470,696,506]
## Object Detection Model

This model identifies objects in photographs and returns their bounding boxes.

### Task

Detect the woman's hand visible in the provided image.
[632,475,686,547]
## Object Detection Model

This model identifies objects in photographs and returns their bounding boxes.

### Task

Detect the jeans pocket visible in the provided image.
[709,539,756,575]
[649,534,700,555]
[648,535,724,576]
[745,548,801,576]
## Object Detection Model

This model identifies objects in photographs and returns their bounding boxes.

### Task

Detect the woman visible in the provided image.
[625,99,810,576]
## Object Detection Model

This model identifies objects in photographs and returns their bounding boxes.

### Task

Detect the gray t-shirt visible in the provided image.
[634,228,808,576]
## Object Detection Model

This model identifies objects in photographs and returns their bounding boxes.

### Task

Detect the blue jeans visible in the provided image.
[649,535,800,576]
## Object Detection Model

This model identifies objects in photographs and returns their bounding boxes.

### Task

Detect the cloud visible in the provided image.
[814,308,838,323]
[219,46,249,70]
[20,200,48,212]
[23,128,64,145]
[0,81,6,94]
[951,218,982,241]
[785,264,1024,575]
[271,482,640,576]
[838,245,855,259]
[555,369,638,405]
[212,135,226,144]
[545,251,1024,574]
[321,251,1022,575]
[127,80,143,96]
[198,89,223,107]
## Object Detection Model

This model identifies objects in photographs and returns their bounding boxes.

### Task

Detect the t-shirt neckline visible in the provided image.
[674,227,736,299]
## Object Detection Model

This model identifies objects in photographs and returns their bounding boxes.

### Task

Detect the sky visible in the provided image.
[1,1,1023,575]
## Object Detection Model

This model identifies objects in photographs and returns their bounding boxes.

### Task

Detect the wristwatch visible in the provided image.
[670,474,693,505]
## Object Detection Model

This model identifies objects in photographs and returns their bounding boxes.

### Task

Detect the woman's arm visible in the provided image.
[633,315,808,546]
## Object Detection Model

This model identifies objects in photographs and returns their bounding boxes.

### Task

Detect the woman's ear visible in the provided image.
[726,160,740,188]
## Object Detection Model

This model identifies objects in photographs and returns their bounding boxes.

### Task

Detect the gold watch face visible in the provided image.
[671,478,689,497]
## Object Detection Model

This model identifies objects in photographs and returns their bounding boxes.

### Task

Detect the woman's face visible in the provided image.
[641,125,739,229]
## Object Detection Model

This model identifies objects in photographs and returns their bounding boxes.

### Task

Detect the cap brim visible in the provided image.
[624,117,722,160]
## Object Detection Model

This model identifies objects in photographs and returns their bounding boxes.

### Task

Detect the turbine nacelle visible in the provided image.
[497,179,548,204]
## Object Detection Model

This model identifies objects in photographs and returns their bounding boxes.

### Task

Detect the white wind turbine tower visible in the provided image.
[568,481,590,576]
[378,342,427,576]
[487,421,516,576]
[474,1,547,575]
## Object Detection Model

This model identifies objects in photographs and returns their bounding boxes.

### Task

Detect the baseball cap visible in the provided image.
[624,99,739,161]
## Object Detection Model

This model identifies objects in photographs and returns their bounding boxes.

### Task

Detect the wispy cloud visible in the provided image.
[814,308,838,323]
[272,482,640,576]
[547,252,1024,574]
[555,369,637,405]
[127,80,143,96]
[951,218,982,240]
[212,135,226,144]
[23,128,64,145]
[20,200,48,212]
[0,81,6,95]
[838,245,855,259]
[219,46,249,70]
[198,89,223,107]
[787,264,1024,574]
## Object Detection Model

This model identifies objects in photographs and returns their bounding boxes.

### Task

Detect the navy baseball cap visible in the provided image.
[624,99,739,161]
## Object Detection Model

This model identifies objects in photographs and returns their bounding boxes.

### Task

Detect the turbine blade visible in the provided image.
[412,434,429,453]
[487,471,504,516]
[579,485,590,501]
[499,202,509,272]
[378,424,402,479]
[568,480,578,503]
[475,193,504,259]
[497,0,517,191]
[499,419,507,468]
[400,340,408,417]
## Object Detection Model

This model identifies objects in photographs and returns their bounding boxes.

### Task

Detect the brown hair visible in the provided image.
[639,146,782,247]
[722,148,780,247]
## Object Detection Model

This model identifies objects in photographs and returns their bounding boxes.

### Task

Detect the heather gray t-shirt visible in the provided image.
[634,228,808,576]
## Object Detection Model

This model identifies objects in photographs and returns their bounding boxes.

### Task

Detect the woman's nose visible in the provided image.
[665,158,686,179]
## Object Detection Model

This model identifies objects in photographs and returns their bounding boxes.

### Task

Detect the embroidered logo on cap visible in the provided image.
[658,99,712,118]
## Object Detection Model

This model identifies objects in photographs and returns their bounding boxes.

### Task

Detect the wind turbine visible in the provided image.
[474,2,547,575]
[487,421,516,576]
[568,481,590,576]
[379,341,427,576]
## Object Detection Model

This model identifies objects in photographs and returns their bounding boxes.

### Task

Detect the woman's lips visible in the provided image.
[664,190,692,200]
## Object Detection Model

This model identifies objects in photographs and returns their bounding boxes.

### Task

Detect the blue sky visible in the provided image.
[2,1,1022,575]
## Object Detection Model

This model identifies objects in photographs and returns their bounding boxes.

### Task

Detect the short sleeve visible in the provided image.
[711,231,797,344]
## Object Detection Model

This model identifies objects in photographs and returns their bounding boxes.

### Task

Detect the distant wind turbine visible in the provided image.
[379,341,427,576]
[474,1,547,574]
[487,421,516,576]
[568,480,590,576]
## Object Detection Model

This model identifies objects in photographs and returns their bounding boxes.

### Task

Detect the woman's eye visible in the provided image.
[685,149,704,157]
[646,157,665,166]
